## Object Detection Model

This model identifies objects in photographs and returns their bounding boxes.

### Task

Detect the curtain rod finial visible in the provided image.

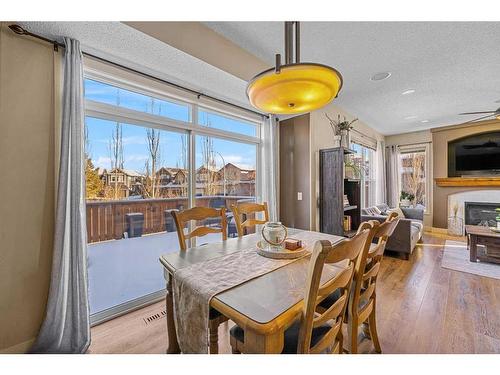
[8,24,27,35]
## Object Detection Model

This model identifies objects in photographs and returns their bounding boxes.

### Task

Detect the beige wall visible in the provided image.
[279,114,311,230]
[385,129,432,146]
[0,24,57,352]
[432,120,500,228]
[308,103,385,230]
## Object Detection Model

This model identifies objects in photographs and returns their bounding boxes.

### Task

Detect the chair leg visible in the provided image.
[368,307,382,353]
[232,348,241,354]
[209,320,219,354]
[348,317,358,354]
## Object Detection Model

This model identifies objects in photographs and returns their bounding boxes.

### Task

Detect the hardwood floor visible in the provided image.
[87,233,500,354]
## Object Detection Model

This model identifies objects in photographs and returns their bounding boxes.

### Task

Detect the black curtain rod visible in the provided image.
[8,24,269,119]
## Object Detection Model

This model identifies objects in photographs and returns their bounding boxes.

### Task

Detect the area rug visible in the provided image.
[441,240,500,280]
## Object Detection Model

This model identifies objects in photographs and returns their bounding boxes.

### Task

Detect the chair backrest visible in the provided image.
[349,213,399,322]
[170,206,227,250]
[297,222,373,354]
[231,202,269,237]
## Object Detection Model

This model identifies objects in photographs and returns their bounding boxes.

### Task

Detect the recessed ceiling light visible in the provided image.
[370,72,391,81]
[404,115,417,120]
[402,89,416,95]
[421,120,429,123]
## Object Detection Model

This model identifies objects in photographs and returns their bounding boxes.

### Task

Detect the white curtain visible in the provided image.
[260,115,279,221]
[385,145,400,208]
[30,38,90,353]
[375,140,386,205]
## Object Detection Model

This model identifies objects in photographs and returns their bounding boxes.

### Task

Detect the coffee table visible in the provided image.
[465,225,500,264]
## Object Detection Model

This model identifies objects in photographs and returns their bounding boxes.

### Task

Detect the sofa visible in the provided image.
[361,203,424,260]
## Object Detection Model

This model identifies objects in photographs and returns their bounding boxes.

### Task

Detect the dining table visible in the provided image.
[159,228,346,354]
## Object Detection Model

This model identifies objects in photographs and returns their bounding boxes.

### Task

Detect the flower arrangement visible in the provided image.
[325,113,358,135]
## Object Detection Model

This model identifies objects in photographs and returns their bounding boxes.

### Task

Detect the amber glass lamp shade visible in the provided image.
[246,63,343,115]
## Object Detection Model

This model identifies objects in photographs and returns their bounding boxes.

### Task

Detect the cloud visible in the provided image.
[125,154,149,163]
[93,156,111,169]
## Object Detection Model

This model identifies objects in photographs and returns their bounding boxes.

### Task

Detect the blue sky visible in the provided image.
[84,79,257,173]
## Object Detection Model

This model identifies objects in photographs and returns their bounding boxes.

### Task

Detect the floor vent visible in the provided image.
[143,310,166,325]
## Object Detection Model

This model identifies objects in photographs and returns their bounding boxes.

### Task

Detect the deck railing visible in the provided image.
[85,196,253,243]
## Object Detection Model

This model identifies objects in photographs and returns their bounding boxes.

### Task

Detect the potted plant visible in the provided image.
[325,113,358,148]
[400,191,414,207]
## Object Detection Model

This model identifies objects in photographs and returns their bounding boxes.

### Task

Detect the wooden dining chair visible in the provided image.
[231,201,269,237]
[345,212,399,354]
[170,206,228,251]
[229,223,373,354]
[170,206,228,354]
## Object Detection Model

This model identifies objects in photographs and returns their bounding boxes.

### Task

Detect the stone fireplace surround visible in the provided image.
[447,190,500,235]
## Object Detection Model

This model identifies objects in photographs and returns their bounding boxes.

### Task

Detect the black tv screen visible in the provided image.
[448,131,500,176]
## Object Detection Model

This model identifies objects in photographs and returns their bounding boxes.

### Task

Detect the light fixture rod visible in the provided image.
[284,21,294,64]
[284,21,301,65]
[295,21,300,63]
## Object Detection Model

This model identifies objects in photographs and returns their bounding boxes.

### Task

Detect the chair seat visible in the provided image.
[318,287,369,311]
[230,321,332,354]
[318,288,342,310]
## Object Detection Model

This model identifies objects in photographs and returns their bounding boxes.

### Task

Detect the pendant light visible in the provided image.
[247,21,343,115]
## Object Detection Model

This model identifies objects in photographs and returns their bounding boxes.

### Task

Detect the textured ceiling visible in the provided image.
[18,22,252,110]
[205,22,500,134]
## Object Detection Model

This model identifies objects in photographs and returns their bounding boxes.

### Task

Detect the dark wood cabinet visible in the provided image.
[319,147,361,237]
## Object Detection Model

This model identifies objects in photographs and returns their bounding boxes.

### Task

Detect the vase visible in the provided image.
[332,135,341,148]
[447,216,464,236]
[400,199,410,207]
[340,130,350,148]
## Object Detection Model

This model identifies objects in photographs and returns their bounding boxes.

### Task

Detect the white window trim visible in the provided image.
[398,143,432,215]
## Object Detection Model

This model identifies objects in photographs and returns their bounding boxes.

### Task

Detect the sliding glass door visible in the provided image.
[83,74,262,324]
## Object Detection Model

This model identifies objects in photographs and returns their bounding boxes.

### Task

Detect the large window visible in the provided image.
[350,143,376,208]
[398,145,429,210]
[83,73,262,322]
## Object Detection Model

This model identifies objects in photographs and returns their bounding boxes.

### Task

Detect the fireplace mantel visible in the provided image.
[435,177,500,187]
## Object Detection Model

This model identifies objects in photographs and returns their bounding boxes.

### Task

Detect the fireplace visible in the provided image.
[464,201,499,227]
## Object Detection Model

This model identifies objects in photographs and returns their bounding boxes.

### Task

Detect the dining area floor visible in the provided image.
[87,232,500,354]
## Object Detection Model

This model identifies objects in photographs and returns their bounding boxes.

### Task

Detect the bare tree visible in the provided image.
[108,122,124,200]
[200,135,218,196]
[145,128,161,198]
[178,135,188,197]
[405,153,425,206]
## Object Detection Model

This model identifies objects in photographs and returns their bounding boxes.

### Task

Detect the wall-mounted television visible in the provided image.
[448,131,500,177]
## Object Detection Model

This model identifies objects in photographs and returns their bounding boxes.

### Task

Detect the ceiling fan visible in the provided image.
[459,107,500,124]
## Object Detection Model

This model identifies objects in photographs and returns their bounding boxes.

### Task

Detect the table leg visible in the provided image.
[469,235,477,262]
[166,273,181,354]
[243,329,284,354]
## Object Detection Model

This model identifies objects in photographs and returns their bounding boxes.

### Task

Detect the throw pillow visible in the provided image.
[387,207,405,218]
[372,206,382,215]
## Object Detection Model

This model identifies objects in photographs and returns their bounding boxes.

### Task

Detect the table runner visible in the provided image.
[171,230,341,353]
